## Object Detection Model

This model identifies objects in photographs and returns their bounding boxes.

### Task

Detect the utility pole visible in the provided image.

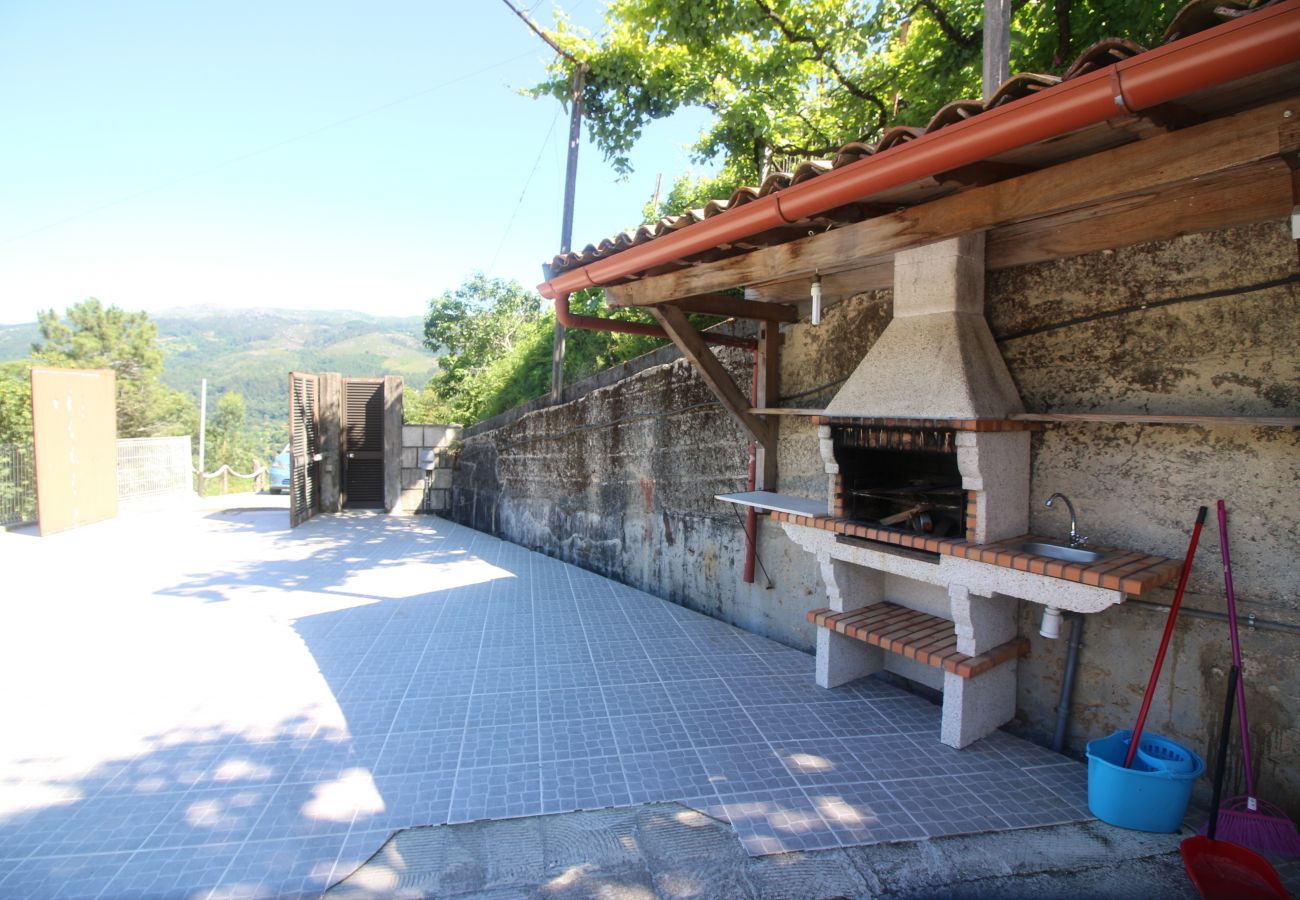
[499,0,585,405]
[552,64,584,404]
[982,0,1012,101]
[197,378,207,492]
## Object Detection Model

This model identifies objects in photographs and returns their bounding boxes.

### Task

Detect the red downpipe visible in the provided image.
[743,350,759,583]
[554,292,757,350]
[539,2,1300,300]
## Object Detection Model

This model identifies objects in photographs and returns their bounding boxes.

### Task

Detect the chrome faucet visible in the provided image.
[1045,493,1088,547]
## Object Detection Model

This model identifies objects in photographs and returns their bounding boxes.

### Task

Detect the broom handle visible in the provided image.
[1124,505,1207,769]
[1218,500,1257,795]
[1208,665,1239,841]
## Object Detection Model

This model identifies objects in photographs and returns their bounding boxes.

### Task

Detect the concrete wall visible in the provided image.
[398,425,461,514]
[451,220,1299,812]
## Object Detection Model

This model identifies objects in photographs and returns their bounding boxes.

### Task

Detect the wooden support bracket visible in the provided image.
[648,305,774,448]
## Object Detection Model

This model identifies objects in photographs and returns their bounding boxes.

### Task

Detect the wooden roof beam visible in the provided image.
[667,293,799,322]
[603,95,1298,308]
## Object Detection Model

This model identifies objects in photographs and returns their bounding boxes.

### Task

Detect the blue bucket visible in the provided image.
[1086,730,1203,833]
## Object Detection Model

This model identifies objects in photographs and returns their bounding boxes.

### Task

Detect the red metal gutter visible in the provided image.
[539,1,1300,300]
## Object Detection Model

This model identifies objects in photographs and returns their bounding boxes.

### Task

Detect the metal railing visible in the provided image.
[117,436,194,508]
[0,443,37,527]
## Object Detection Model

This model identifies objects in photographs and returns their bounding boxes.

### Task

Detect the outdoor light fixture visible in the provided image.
[1040,606,1063,640]
[810,273,823,325]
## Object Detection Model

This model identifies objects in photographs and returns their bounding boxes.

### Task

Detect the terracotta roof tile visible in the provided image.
[544,0,1286,279]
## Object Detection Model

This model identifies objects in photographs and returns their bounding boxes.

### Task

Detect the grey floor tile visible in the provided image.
[724,674,827,707]
[337,698,402,737]
[0,851,133,900]
[594,657,662,685]
[807,700,903,739]
[587,639,648,663]
[374,728,463,776]
[1025,761,1091,813]
[460,722,541,768]
[540,755,631,814]
[661,678,739,712]
[964,767,1086,828]
[143,785,279,849]
[772,737,874,787]
[448,764,542,823]
[983,730,1071,769]
[745,702,840,742]
[881,774,1010,837]
[708,652,779,678]
[537,684,607,722]
[622,749,719,804]
[677,706,767,749]
[695,744,801,798]
[393,694,472,733]
[247,780,359,841]
[801,780,927,846]
[216,833,345,898]
[465,691,540,728]
[536,663,602,690]
[356,771,455,831]
[472,665,539,695]
[650,654,721,682]
[602,681,677,717]
[103,842,244,898]
[539,717,620,762]
[608,711,694,755]
[720,787,841,856]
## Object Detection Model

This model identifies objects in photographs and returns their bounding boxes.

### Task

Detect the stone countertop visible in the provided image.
[771,511,1183,597]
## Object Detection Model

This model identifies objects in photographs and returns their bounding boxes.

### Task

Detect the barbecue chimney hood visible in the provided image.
[824,233,1022,420]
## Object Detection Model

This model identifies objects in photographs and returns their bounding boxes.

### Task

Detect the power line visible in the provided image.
[488,105,563,273]
[1,49,538,247]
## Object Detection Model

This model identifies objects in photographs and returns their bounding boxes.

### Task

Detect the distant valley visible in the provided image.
[0,307,439,442]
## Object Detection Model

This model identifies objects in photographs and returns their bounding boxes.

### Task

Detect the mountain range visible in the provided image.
[0,307,439,438]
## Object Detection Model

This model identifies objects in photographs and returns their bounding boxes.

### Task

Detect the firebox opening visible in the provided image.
[833,428,965,537]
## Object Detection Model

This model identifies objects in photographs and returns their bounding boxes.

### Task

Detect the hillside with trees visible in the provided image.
[0,305,439,452]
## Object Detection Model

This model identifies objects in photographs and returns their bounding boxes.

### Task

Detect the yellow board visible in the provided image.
[30,367,118,536]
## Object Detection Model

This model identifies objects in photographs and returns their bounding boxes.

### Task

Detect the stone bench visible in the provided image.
[807,604,1028,678]
[807,601,1029,748]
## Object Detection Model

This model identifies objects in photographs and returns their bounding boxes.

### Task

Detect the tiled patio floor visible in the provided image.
[0,505,1089,898]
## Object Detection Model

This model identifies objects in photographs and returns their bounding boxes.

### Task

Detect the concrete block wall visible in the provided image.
[451,220,1300,814]
[397,424,461,514]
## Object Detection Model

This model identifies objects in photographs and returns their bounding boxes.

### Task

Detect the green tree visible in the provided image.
[32,299,196,438]
[421,274,548,422]
[0,361,33,445]
[205,391,256,472]
[537,0,1180,190]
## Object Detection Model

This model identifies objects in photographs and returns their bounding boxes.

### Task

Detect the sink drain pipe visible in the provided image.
[1052,612,1084,753]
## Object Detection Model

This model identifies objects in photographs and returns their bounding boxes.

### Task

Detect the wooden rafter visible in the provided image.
[669,293,798,322]
[647,305,773,448]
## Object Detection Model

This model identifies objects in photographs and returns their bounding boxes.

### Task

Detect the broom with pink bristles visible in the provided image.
[1201,499,1300,856]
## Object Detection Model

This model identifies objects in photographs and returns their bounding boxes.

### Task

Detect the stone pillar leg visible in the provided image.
[818,629,884,688]
[949,584,1016,656]
[816,554,885,688]
[940,661,1018,749]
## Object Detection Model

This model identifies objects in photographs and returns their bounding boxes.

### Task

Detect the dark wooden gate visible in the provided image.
[288,372,320,527]
[343,378,385,508]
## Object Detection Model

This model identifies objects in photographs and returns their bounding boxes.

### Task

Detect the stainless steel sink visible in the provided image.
[1014,541,1110,565]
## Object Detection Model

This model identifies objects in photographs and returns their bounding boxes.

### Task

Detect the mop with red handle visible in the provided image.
[1201,500,1300,856]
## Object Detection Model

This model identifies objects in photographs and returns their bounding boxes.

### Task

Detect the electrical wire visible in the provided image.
[1,49,538,246]
[488,105,563,272]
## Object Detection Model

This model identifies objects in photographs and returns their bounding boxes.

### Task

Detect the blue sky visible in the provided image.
[0,1,716,323]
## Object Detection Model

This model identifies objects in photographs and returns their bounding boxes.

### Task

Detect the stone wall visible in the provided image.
[451,220,1299,811]
[397,424,460,514]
